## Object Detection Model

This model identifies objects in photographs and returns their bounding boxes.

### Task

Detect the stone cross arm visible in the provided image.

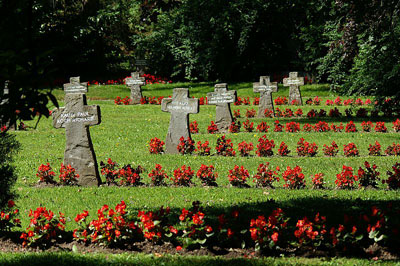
[283,72,304,86]
[64,77,88,93]
[52,105,101,129]
[161,88,199,114]
[126,72,145,86]
[207,90,236,105]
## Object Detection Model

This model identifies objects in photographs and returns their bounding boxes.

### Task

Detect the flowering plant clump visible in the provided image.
[215,135,236,156]
[234,97,242,105]
[196,164,218,186]
[274,96,288,105]
[172,165,194,186]
[233,109,241,118]
[0,200,21,232]
[118,164,144,186]
[148,137,165,154]
[384,143,400,156]
[229,120,241,133]
[253,97,260,105]
[250,209,288,251]
[313,96,321,105]
[318,109,327,117]
[256,135,275,157]
[361,121,373,132]
[291,99,300,106]
[329,107,342,117]
[331,123,344,132]
[356,108,368,117]
[199,97,207,105]
[368,141,381,156]
[334,97,342,106]
[314,121,330,132]
[307,109,317,118]
[282,166,306,189]
[284,108,294,117]
[275,108,284,117]
[148,164,168,186]
[264,108,274,117]
[323,141,339,157]
[345,108,353,118]
[36,163,56,184]
[59,164,79,185]
[100,158,119,184]
[228,165,250,187]
[357,161,380,188]
[295,108,303,117]
[243,119,254,132]
[196,140,211,156]
[343,143,359,157]
[294,213,327,247]
[238,141,254,157]
[253,162,280,188]
[345,121,357,132]
[242,97,251,105]
[296,138,318,157]
[278,141,291,156]
[383,163,400,190]
[178,201,214,249]
[138,206,176,243]
[335,165,358,189]
[189,121,199,134]
[177,136,195,155]
[256,121,270,132]
[207,121,219,134]
[114,96,131,105]
[393,119,400,132]
[311,173,325,189]
[216,209,245,247]
[285,121,300,133]
[303,123,313,132]
[245,109,256,118]
[375,122,387,133]
[21,207,66,247]
[274,120,283,132]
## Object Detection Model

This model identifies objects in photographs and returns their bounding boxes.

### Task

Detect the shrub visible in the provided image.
[196,165,218,186]
[189,121,199,134]
[384,143,400,156]
[243,119,254,132]
[242,97,250,105]
[273,120,283,132]
[274,96,288,105]
[256,135,275,157]
[59,164,79,185]
[311,173,325,189]
[234,97,242,105]
[215,135,236,156]
[253,97,260,105]
[177,136,195,155]
[334,97,342,106]
[278,141,290,156]
[294,108,303,117]
[282,166,306,189]
[256,122,270,133]
[233,109,241,118]
[149,137,165,154]
[285,122,300,133]
[228,120,241,133]
[313,96,321,105]
[328,108,342,117]
[0,200,21,232]
[361,121,373,132]
[196,141,211,156]
[118,164,144,186]
[307,109,316,118]
[383,163,400,189]
[252,162,280,188]
[374,122,387,133]
[314,121,330,132]
[303,123,313,132]
[207,121,218,134]
[275,108,284,117]
[245,109,256,118]
[138,206,175,243]
[228,165,250,187]
[172,165,194,186]
[392,119,400,132]
[323,141,339,157]
[345,121,357,132]
[343,143,359,157]
[294,213,327,247]
[318,109,327,117]
[264,108,273,117]
[357,161,380,189]
[296,138,318,157]
[36,163,56,184]
[100,158,119,185]
[331,123,344,132]
[238,141,253,157]
[284,108,294,117]
[368,141,381,156]
[335,165,357,189]
[148,164,168,186]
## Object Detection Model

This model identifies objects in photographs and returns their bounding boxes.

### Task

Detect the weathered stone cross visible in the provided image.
[283,72,304,105]
[207,83,237,132]
[125,72,145,104]
[161,88,199,154]
[52,77,102,186]
[253,76,278,117]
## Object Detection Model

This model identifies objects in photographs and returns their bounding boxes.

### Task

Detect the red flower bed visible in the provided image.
[282,166,306,189]
[256,135,275,157]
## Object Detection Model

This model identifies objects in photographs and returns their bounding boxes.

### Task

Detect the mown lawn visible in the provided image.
[4,82,400,263]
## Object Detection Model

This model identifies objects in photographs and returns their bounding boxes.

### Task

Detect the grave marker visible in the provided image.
[52,77,102,186]
[0,80,16,130]
[207,83,237,132]
[125,72,145,104]
[283,72,304,105]
[253,76,278,117]
[161,88,199,154]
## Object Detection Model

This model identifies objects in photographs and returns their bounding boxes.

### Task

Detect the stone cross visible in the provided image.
[283,72,304,105]
[253,76,278,117]
[161,88,199,154]
[207,83,237,132]
[125,72,145,104]
[0,80,16,130]
[52,77,102,186]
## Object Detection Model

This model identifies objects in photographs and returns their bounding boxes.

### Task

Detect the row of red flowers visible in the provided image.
[3,199,399,255]
[88,73,172,86]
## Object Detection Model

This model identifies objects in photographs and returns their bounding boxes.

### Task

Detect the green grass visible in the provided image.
[4,82,400,261]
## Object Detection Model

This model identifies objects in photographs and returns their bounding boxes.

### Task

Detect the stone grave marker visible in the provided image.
[283,72,304,105]
[52,77,102,186]
[125,72,145,104]
[253,76,278,117]
[0,80,16,130]
[161,88,199,154]
[207,83,237,132]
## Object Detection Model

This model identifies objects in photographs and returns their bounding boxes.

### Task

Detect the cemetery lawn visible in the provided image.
[8,82,400,261]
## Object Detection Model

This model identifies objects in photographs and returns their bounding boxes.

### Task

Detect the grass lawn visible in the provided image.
[3,82,400,263]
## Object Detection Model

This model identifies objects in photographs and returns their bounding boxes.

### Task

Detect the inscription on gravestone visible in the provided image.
[161,88,199,154]
[125,72,145,105]
[52,77,101,186]
[253,76,278,117]
[207,83,237,132]
[283,72,304,105]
